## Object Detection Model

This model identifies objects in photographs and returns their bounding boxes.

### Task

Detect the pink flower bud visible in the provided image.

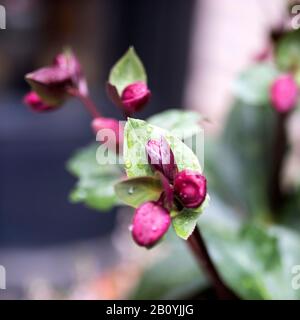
[132,201,171,248]
[270,74,298,113]
[23,91,56,112]
[174,169,207,209]
[145,137,178,183]
[121,81,151,114]
[53,51,88,96]
[91,117,123,151]
[25,50,88,106]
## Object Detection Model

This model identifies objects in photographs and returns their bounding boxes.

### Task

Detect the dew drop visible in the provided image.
[128,186,134,195]
[147,126,153,134]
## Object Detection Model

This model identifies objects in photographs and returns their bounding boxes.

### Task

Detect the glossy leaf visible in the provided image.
[109,47,147,95]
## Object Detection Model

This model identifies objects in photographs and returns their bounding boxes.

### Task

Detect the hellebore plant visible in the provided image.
[24,47,236,299]
[24,22,300,299]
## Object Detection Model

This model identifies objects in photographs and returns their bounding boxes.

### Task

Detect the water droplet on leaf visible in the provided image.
[128,186,134,195]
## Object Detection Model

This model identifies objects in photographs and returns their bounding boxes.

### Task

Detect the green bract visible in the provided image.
[109,47,147,95]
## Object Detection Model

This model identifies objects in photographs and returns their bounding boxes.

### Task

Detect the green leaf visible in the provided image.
[233,63,278,106]
[172,209,203,240]
[171,195,209,240]
[275,29,300,71]
[205,101,275,219]
[109,47,147,95]
[114,176,162,208]
[123,118,202,178]
[199,198,300,299]
[67,143,123,211]
[147,109,202,139]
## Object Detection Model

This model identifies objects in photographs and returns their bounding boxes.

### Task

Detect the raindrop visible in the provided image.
[128,186,134,195]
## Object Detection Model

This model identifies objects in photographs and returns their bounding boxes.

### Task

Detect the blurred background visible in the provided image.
[0,0,288,299]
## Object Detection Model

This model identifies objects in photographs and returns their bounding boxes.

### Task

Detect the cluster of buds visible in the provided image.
[24,49,152,152]
[270,74,298,113]
[131,137,207,248]
[24,50,88,112]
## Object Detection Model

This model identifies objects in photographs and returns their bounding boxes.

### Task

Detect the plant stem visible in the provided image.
[187,226,239,300]
[67,87,101,118]
[269,112,288,214]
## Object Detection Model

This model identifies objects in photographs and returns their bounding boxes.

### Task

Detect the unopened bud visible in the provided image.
[25,50,88,106]
[145,137,178,183]
[270,74,298,113]
[132,201,171,248]
[121,81,151,114]
[91,117,123,151]
[174,169,207,209]
[23,91,56,112]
